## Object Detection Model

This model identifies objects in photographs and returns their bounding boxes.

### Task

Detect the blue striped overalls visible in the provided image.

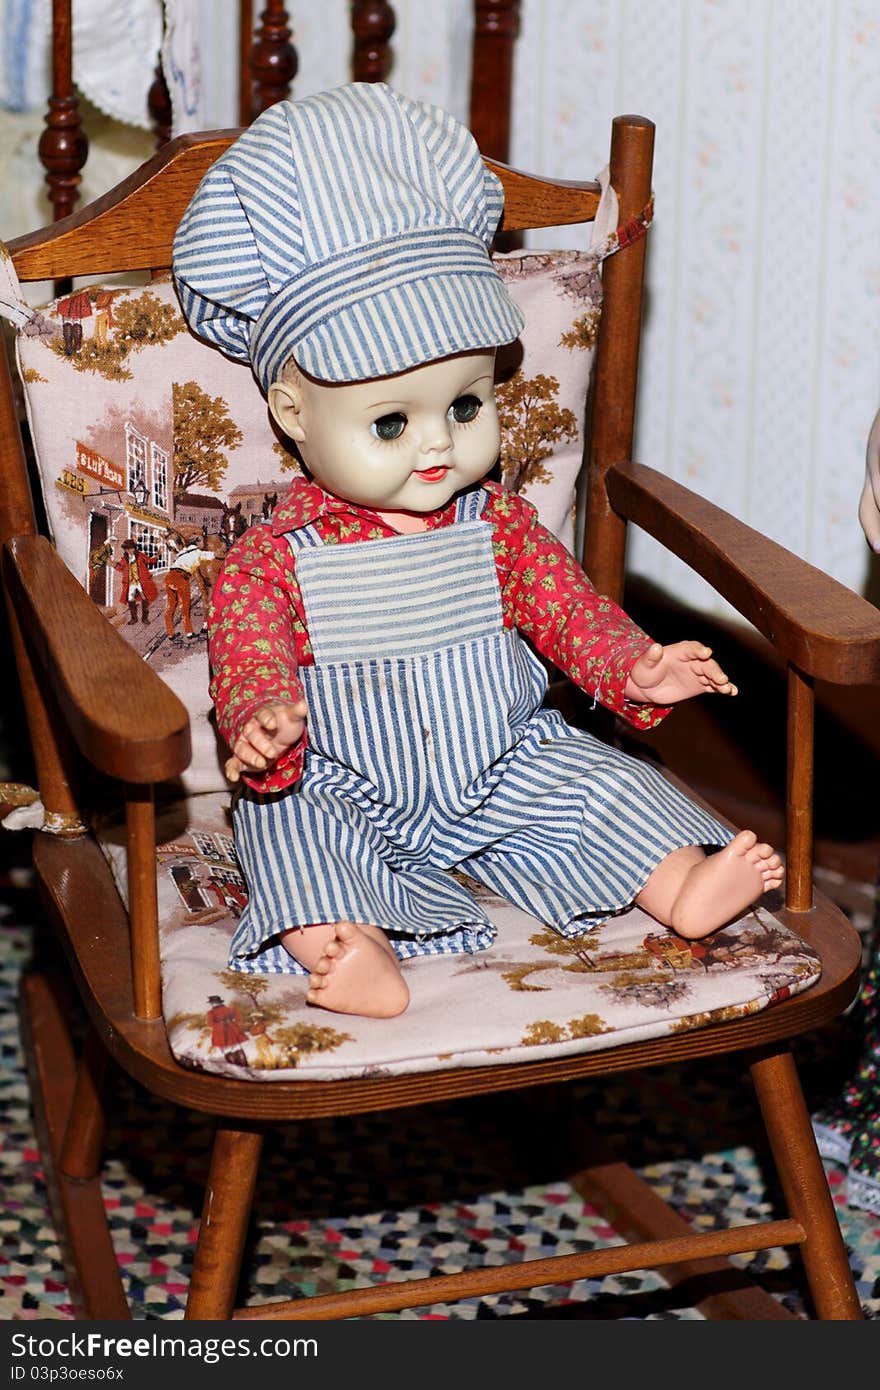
[229,488,732,975]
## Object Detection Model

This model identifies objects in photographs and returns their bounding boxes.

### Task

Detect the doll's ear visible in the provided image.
[268,379,307,442]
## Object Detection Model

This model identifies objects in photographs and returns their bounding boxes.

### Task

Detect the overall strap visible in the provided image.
[455,486,489,523]
[283,522,323,556]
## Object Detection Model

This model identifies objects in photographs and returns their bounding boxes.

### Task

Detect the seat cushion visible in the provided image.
[95,792,822,1081]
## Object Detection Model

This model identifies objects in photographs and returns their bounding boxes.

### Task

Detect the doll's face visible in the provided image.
[268,350,499,513]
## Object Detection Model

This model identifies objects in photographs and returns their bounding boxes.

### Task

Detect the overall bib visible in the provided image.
[230,488,731,975]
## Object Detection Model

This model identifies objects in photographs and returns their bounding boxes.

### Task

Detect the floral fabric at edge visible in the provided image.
[812,902,880,1215]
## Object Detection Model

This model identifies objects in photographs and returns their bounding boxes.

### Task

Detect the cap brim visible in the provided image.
[298,270,524,383]
[251,230,525,388]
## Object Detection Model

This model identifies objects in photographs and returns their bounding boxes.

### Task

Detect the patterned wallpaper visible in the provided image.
[499,0,880,617]
[5,0,878,613]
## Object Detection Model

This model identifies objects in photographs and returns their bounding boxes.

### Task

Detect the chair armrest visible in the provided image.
[2,534,191,782]
[608,461,880,685]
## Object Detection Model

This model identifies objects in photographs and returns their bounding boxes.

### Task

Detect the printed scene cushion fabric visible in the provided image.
[94,791,822,1082]
[493,249,602,551]
[11,256,601,794]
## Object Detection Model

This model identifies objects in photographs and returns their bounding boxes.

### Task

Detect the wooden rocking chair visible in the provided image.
[0,109,874,1320]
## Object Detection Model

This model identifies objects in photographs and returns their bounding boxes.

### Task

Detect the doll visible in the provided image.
[173,84,783,1021]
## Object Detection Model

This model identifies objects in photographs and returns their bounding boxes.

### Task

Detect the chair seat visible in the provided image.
[91,791,823,1083]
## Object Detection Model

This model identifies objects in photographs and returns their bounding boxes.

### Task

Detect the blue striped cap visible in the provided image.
[172,83,524,389]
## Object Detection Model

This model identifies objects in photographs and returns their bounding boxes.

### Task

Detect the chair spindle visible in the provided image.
[126,785,163,1020]
[785,666,815,911]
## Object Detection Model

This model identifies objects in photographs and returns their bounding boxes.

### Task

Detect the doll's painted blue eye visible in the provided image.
[449,395,481,423]
[371,412,407,441]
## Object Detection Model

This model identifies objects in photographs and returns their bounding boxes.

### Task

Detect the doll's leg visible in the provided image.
[280,921,409,1018]
[636,830,784,940]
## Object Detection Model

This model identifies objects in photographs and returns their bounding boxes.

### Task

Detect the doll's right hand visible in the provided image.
[225,698,308,783]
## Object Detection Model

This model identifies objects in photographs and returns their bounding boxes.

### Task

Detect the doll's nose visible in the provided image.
[420,420,453,455]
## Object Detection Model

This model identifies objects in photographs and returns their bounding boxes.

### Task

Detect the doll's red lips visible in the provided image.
[414,466,449,482]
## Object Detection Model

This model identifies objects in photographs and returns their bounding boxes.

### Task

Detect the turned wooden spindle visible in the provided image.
[470,1,521,251]
[239,0,254,124]
[249,1,298,120]
[39,0,88,222]
[350,2,396,84]
[469,0,521,164]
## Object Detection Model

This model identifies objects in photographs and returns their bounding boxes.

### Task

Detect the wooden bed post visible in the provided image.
[469,0,521,164]
[350,2,396,83]
[148,62,173,148]
[249,2,298,120]
[39,0,88,223]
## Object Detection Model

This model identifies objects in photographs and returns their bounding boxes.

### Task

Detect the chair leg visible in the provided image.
[19,972,129,1318]
[749,1045,863,1320]
[186,1124,264,1320]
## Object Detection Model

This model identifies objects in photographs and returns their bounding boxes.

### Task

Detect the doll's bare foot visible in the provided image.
[638,831,784,941]
[281,920,409,1018]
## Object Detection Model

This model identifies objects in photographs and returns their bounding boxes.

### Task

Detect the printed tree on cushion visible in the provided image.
[273,437,304,475]
[172,380,243,500]
[495,370,578,493]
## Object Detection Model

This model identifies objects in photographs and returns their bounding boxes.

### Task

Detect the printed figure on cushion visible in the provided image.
[159,827,245,923]
[113,536,157,625]
[176,983,354,1074]
[163,529,214,643]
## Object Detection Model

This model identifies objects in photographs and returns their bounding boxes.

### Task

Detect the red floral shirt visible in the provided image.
[208,476,669,791]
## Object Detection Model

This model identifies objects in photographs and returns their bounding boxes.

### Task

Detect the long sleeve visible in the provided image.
[487,488,669,730]
[207,524,308,788]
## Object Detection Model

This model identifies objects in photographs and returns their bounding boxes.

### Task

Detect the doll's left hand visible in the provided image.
[625,641,738,706]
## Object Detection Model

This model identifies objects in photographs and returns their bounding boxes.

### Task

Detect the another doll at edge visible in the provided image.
[177,85,783,1023]
[857,406,880,552]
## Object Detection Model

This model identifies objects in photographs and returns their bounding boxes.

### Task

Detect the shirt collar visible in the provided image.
[270,473,458,536]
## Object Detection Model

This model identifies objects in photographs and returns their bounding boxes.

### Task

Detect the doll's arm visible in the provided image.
[208,528,308,789]
[489,487,670,727]
[858,406,880,552]
[625,640,737,705]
